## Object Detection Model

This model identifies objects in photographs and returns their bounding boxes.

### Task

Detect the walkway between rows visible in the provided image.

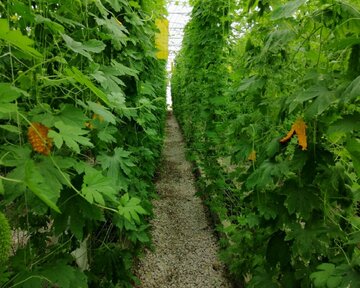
[136,113,231,288]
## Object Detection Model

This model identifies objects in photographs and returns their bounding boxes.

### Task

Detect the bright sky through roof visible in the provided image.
[166,0,191,106]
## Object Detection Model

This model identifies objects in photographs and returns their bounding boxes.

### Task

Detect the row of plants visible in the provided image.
[0,0,167,287]
[172,0,360,287]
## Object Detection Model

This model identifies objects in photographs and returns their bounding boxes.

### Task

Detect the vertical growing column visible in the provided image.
[172,0,234,157]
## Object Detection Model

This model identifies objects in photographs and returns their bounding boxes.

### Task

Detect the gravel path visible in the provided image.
[136,113,231,288]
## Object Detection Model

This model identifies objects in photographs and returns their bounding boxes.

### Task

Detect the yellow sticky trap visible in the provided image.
[155,19,169,60]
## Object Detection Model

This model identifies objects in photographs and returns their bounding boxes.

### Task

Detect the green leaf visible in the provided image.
[0,103,18,116]
[56,104,89,127]
[1,146,32,167]
[94,17,128,49]
[118,193,147,224]
[24,160,61,213]
[246,160,288,189]
[98,147,135,178]
[237,76,265,92]
[41,260,87,288]
[17,259,87,288]
[81,167,117,205]
[97,126,117,143]
[49,121,93,153]
[111,60,139,78]
[54,188,105,240]
[82,39,106,53]
[35,14,65,33]
[0,125,20,134]
[91,67,125,94]
[304,88,337,119]
[105,0,124,11]
[87,101,116,124]
[346,138,360,176]
[263,29,294,53]
[0,19,42,58]
[310,263,342,288]
[0,83,28,102]
[62,34,105,61]
[342,76,360,103]
[249,267,279,288]
[65,67,110,106]
[266,138,280,158]
[286,223,327,260]
[347,231,360,245]
[289,85,329,113]
[327,113,360,135]
[284,181,320,220]
[129,1,141,9]
[271,0,307,20]
[328,36,360,51]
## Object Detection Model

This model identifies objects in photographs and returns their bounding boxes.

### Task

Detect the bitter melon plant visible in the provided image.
[172,0,360,287]
[0,0,167,287]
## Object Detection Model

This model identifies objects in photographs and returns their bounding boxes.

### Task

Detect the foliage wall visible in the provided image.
[172,0,360,287]
[0,0,167,287]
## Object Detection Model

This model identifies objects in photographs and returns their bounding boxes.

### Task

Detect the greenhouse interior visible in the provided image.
[0,0,359,287]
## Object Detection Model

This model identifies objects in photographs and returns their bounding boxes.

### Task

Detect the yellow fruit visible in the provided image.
[280,118,307,151]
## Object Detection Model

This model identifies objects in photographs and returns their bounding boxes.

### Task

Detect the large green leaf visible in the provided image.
[246,160,289,189]
[35,15,65,33]
[327,113,360,135]
[310,263,360,288]
[248,267,279,288]
[56,104,89,127]
[87,101,116,124]
[111,60,139,78]
[342,76,360,103]
[289,85,329,113]
[65,67,110,105]
[310,263,341,288]
[54,188,105,240]
[284,182,320,220]
[0,83,28,103]
[105,0,125,11]
[117,193,147,224]
[271,0,307,20]
[0,19,42,58]
[304,89,337,119]
[17,259,87,288]
[285,222,328,260]
[98,147,135,178]
[94,16,128,49]
[0,103,18,116]
[97,126,117,143]
[81,167,117,205]
[24,160,61,213]
[49,121,93,153]
[62,34,105,61]
[263,29,294,53]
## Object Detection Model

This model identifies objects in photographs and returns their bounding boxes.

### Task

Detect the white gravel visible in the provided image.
[136,113,231,288]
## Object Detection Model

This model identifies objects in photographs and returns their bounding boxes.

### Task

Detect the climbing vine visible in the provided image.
[0,0,166,287]
[172,0,360,287]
